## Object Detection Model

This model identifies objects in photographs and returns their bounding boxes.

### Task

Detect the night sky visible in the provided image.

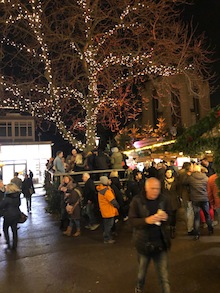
[184,0,220,107]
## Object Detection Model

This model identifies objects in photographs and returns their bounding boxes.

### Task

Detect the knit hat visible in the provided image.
[100,176,109,185]
[111,147,119,153]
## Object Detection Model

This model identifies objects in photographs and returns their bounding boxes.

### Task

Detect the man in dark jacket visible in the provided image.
[129,177,171,293]
[184,164,213,240]
[126,170,145,203]
[82,173,100,231]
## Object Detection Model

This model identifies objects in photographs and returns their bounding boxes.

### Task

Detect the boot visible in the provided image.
[170,226,175,239]
[63,226,72,236]
[73,229,81,237]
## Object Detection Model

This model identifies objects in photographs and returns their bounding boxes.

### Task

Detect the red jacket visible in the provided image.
[207,174,220,209]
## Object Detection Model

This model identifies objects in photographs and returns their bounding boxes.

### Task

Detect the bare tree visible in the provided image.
[0,0,213,149]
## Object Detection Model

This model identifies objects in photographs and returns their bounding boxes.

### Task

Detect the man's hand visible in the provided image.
[145,211,168,225]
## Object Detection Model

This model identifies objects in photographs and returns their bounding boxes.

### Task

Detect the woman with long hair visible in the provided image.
[161,168,181,239]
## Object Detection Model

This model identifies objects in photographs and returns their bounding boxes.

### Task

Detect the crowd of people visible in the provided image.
[48,148,219,293]
[0,171,35,250]
[46,147,128,178]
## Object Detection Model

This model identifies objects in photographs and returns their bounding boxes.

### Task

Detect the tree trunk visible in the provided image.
[85,106,97,151]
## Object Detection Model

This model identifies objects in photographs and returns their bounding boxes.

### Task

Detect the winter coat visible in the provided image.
[128,191,171,255]
[67,188,81,220]
[22,178,35,198]
[207,174,220,209]
[161,178,180,211]
[0,192,21,222]
[83,178,97,205]
[96,184,119,218]
[178,169,191,202]
[94,151,110,170]
[53,156,65,173]
[110,176,122,191]
[111,151,123,169]
[184,172,209,202]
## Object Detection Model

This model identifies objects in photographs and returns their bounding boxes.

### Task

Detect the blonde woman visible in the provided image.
[0,183,21,250]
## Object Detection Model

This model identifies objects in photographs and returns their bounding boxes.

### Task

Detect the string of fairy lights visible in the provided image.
[0,0,188,149]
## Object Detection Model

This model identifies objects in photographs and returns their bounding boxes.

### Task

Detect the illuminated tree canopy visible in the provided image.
[0,0,213,149]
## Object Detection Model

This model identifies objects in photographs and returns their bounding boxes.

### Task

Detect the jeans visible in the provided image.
[69,218,80,230]
[103,217,115,241]
[183,200,194,232]
[86,203,97,226]
[136,251,170,293]
[192,201,212,235]
[26,196,32,212]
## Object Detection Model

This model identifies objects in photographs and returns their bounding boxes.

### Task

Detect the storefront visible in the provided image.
[0,142,52,184]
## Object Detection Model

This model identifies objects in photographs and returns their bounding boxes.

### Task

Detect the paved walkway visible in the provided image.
[0,192,220,293]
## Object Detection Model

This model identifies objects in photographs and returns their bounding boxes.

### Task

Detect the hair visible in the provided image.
[63,175,73,182]
[182,162,192,171]
[75,153,83,165]
[193,164,201,172]
[109,170,118,178]
[6,182,21,193]
[165,168,173,176]
[83,172,90,180]
[14,172,19,176]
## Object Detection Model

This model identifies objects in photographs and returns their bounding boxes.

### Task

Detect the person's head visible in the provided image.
[133,169,142,181]
[14,172,19,177]
[75,153,83,165]
[100,176,110,186]
[56,151,63,158]
[182,162,193,173]
[193,164,201,172]
[109,170,118,178]
[72,149,77,156]
[145,178,161,200]
[5,182,21,193]
[63,175,72,184]
[24,174,29,179]
[82,172,90,182]
[152,161,157,167]
[201,158,209,167]
[111,147,119,153]
[165,168,173,179]
[157,163,163,170]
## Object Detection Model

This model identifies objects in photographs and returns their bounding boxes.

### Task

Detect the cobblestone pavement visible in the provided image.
[0,193,219,293]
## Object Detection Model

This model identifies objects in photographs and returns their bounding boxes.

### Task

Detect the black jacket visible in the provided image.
[128,191,171,255]
[0,192,21,221]
[83,178,97,205]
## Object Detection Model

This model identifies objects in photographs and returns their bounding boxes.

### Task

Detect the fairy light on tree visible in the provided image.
[0,0,213,150]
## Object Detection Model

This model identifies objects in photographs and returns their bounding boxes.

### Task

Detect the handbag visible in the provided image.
[18,212,28,224]
[29,188,34,195]
[66,200,79,215]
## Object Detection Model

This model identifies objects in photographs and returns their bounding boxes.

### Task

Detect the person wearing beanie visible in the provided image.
[96,176,119,244]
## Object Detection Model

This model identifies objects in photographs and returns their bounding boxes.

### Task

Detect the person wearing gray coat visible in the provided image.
[183,164,213,240]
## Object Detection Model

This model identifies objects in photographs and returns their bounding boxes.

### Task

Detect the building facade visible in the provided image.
[141,74,211,130]
[0,114,51,184]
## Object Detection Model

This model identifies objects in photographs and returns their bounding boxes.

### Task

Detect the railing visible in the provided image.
[47,168,129,186]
